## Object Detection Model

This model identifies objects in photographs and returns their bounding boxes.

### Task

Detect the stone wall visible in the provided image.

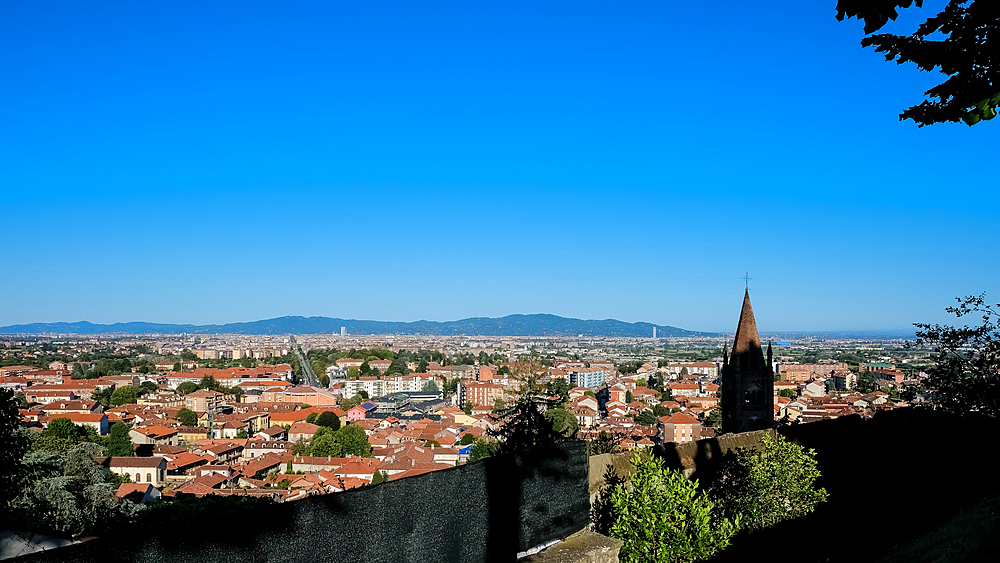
[16,441,590,563]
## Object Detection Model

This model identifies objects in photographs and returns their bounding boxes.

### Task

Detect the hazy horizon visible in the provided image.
[0,312,921,338]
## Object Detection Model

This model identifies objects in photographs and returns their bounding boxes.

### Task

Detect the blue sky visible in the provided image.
[1,0,997,333]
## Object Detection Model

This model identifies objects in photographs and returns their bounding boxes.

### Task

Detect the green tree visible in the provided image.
[463,402,473,415]
[110,385,138,406]
[371,470,388,485]
[703,409,722,428]
[13,442,138,537]
[625,390,634,404]
[489,397,559,454]
[544,407,580,438]
[779,389,795,398]
[44,417,79,442]
[176,382,198,395]
[492,397,506,412]
[176,408,198,427]
[173,362,182,372]
[709,432,828,533]
[915,294,1000,416]
[468,437,501,463]
[305,412,318,424]
[291,437,311,456]
[105,422,134,457]
[458,433,476,445]
[315,411,341,431]
[91,387,113,408]
[337,424,372,457]
[0,389,29,510]
[138,381,159,396]
[422,380,439,393]
[856,371,878,394]
[611,451,739,563]
[198,375,220,391]
[590,430,621,455]
[310,430,342,457]
[416,359,429,373]
[546,378,570,403]
[836,0,999,126]
[635,409,657,426]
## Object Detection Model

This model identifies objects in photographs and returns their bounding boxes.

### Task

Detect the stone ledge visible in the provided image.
[521,529,622,563]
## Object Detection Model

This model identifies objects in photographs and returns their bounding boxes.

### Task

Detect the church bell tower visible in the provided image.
[721,289,774,433]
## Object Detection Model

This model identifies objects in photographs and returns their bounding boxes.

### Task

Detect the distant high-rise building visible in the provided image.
[340,327,346,337]
[721,289,774,433]
[652,327,657,338]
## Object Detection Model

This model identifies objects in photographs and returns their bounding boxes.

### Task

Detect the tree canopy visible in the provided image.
[109,385,138,406]
[13,442,139,537]
[489,397,560,455]
[709,432,828,533]
[837,0,999,126]
[176,408,198,427]
[544,407,580,438]
[105,422,134,457]
[611,452,739,563]
[0,389,29,510]
[915,294,1000,416]
[315,411,341,431]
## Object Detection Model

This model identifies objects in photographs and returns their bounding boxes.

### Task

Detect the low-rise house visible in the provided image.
[244,439,293,459]
[203,442,244,464]
[658,412,702,444]
[130,426,179,446]
[106,457,167,487]
[255,426,288,441]
[288,422,320,442]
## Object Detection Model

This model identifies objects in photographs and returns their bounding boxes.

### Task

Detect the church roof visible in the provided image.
[732,289,762,355]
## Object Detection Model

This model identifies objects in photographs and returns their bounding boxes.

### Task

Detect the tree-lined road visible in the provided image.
[290,335,321,387]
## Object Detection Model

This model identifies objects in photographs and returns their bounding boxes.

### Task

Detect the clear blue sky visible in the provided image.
[1,0,996,333]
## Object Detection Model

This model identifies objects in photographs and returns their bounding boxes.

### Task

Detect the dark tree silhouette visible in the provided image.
[489,397,560,454]
[837,0,999,126]
[0,389,29,511]
[915,294,1000,416]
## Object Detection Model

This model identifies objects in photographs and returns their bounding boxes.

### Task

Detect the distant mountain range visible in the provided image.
[0,314,710,338]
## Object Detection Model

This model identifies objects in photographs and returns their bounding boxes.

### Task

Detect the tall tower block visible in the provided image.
[721,289,774,433]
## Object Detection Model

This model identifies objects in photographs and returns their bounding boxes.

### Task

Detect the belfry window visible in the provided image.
[745,382,763,406]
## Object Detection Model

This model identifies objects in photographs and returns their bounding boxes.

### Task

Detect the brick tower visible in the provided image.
[721,289,774,433]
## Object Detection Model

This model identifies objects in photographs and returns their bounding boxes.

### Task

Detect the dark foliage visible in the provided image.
[915,294,1000,416]
[837,0,999,126]
[315,410,341,431]
[0,389,29,510]
[489,397,561,455]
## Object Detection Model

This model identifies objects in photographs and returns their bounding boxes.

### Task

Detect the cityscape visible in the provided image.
[2,1,998,562]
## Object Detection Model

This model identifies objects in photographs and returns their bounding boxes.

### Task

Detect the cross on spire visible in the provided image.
[743,271,752,290]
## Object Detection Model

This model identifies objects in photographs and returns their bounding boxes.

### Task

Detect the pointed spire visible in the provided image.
[732,289,762,355]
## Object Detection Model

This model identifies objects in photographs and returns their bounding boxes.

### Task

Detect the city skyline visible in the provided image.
[2,0,997,332]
